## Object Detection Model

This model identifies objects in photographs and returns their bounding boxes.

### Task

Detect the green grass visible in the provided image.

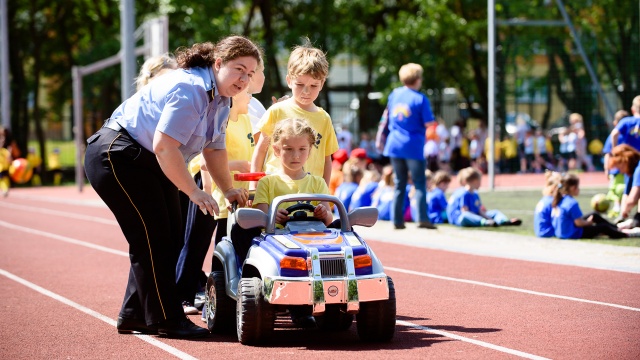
[28,140,76,168]
[448,187,640,247]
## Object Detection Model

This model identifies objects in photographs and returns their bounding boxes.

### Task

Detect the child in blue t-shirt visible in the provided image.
[349,168,380,211]
[550,173,627,239]
[446,167,522,227]
[372,165,411,222]
[534,171,562,237]
[427,170,451,224]
[334,163,363,215]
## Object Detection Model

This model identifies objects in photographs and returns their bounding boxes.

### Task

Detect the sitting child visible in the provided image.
[533,170,561,237]
[349,168,381,211]
[550,173,627,239]
[427,170,451,224]
[372,164,411,222]
[446,167,522,227]
[334,163,363,215]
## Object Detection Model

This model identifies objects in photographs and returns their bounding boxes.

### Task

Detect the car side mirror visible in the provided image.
[236,208,268,229]
[347,207,378,228]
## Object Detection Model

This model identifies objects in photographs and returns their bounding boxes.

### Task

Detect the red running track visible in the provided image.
[1,183,638,359]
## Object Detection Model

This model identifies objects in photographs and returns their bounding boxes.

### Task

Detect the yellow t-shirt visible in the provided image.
[212,114,255,219]
[503,138,518,159]
[27,153,42,168]
[484,138,502,161]
[253,173,329,213]
[188,154,202,178]
[0,148,10,172]
[48,152,61,170]
[256,100,339,178]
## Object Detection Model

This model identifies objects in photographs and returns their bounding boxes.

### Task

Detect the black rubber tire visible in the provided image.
[206,271,236,334]
[356,276,396,342]
[236,277,275,344]
[315,305,354,331]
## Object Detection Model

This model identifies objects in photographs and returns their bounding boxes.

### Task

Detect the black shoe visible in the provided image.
[394,224,406,230]
[117,316,158,335]
[158,317,210,339]
[418,221,437,229]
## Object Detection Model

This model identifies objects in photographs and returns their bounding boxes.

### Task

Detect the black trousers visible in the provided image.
[176,172,217,303]
[581,212,627,239]
[84,127,183,325]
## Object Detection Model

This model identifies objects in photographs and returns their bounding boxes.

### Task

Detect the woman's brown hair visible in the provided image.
[608,144,640,176]
[175,36,262,69]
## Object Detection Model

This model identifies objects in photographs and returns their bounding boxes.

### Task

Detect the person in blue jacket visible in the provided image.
[427,170,451,224]
[550,173,627,239]
[534,171,561,237]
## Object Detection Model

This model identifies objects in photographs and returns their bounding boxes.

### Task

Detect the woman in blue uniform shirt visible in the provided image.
[84,36,261,338]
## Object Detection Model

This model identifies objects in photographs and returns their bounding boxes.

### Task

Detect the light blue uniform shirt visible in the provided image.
[109,66,231,163]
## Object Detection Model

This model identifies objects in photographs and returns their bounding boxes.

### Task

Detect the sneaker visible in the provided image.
[194,291,206,310]
[617,219,635,229]
[182,301,199,315]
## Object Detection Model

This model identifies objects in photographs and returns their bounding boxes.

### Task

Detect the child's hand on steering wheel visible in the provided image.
[275,208,290,225]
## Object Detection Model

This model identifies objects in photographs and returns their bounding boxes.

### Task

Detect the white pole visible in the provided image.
[120,0,136,101]
[0,0,10,129]
[488,0,496,190]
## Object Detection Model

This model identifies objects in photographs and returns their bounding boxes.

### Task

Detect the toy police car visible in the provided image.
[205,191,396,345]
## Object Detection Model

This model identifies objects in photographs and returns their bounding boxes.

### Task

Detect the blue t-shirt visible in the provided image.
[350,182,379,211]
[383,86,434,160]
[335,182,358,213]
[372,186,394,221]
[614,116,640,151]
[534,195,554,238]
[334,182,359,214]
[446,187,481,226]
[551,195,583,239]
[427,187,448,224]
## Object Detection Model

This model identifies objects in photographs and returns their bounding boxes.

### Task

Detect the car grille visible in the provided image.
[320,258,346,278]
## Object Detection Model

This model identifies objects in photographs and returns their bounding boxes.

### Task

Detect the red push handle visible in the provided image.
[234,172,267,181]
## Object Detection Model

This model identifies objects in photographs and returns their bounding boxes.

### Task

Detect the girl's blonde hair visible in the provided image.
[552,173,579,207]
[542,170,562,196]
[271,118,317,148]
[135,54,178,90]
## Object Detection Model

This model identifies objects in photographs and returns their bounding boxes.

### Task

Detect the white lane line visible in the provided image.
[0,202,118,226]
[387,266,640,312]
[7,193,108,208]
[0,220,128,257]
[0,268,197,360]
[397,320,550,360]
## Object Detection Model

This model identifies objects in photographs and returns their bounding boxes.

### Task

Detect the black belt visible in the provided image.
[103,118,123,132]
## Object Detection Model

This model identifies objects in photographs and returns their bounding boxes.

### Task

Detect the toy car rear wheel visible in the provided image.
[356,276,396,342]
[236,277,275,344]
[206,271,235,333]
[315,305,353,331]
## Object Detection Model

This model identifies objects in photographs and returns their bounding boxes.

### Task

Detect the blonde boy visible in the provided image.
[250,40,338,186]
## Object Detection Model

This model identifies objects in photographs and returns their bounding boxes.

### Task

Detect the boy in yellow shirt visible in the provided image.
[250,39,338,188]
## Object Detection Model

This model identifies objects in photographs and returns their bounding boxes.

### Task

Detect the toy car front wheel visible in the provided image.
[206,271,235,333]
[356,276,396,342]
[236,277,275,344]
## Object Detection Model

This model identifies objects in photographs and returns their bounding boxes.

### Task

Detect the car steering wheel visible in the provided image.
[284,202,317,221]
